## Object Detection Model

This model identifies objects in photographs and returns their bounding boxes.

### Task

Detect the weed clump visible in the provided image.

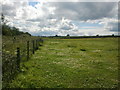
[80,49,86,51]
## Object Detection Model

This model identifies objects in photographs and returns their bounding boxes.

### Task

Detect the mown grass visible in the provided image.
[9,38,119,88]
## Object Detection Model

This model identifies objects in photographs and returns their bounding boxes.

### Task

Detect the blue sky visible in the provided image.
[29,2,40,7]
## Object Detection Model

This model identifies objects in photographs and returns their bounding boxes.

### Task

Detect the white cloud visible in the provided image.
[49,2,118,20]
[1,1,119,36]
[97,18,118,32]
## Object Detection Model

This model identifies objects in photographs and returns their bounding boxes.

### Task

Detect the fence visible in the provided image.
[16,39,43,70]
[2,38,44,88]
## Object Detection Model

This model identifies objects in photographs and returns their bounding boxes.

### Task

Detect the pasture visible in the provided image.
[7,37,119,88]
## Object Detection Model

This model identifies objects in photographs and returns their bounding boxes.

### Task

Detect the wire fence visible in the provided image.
[2,38,44,88]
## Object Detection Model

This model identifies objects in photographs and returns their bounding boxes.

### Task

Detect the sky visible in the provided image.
[1,0,119,36]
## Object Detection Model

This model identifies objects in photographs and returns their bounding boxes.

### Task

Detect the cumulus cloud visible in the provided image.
[2,0,28,17]
[49,2,117,20]
[1,0,119,36]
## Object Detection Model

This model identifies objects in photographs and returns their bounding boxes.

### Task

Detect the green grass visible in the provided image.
[8,38,118,88]
[2,35,42,88]
[2,35,40,56]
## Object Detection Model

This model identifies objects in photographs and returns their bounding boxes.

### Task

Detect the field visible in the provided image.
[6,37,119,88]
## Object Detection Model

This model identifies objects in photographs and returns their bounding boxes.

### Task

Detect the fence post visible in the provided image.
[17,47,20,71]
[27,41,29,60]
[36,40,38,50]
[41,39,43,43]
[32,40,35,54]
[38,39,40,46]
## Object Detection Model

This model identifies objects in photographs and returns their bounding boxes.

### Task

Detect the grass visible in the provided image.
[2,35,42,88]
[7,37,119,88]
[2,35,40,56]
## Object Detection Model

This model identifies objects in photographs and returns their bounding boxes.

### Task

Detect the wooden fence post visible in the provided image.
[17,47,20,70]
[32,40,35,54]
[27,41,29,60]
[36,40,38,50]
[38,39,40,46]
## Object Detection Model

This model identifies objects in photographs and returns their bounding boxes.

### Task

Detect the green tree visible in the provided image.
[55,35,58,37]
[67,34,70,36]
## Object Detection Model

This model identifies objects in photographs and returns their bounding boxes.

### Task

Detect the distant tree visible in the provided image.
[55,35,58,37]
[96,34,99,37]
[112,34,114,36]
[67,34,70,36]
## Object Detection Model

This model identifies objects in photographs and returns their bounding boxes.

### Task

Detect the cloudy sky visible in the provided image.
[1,0,119,36]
